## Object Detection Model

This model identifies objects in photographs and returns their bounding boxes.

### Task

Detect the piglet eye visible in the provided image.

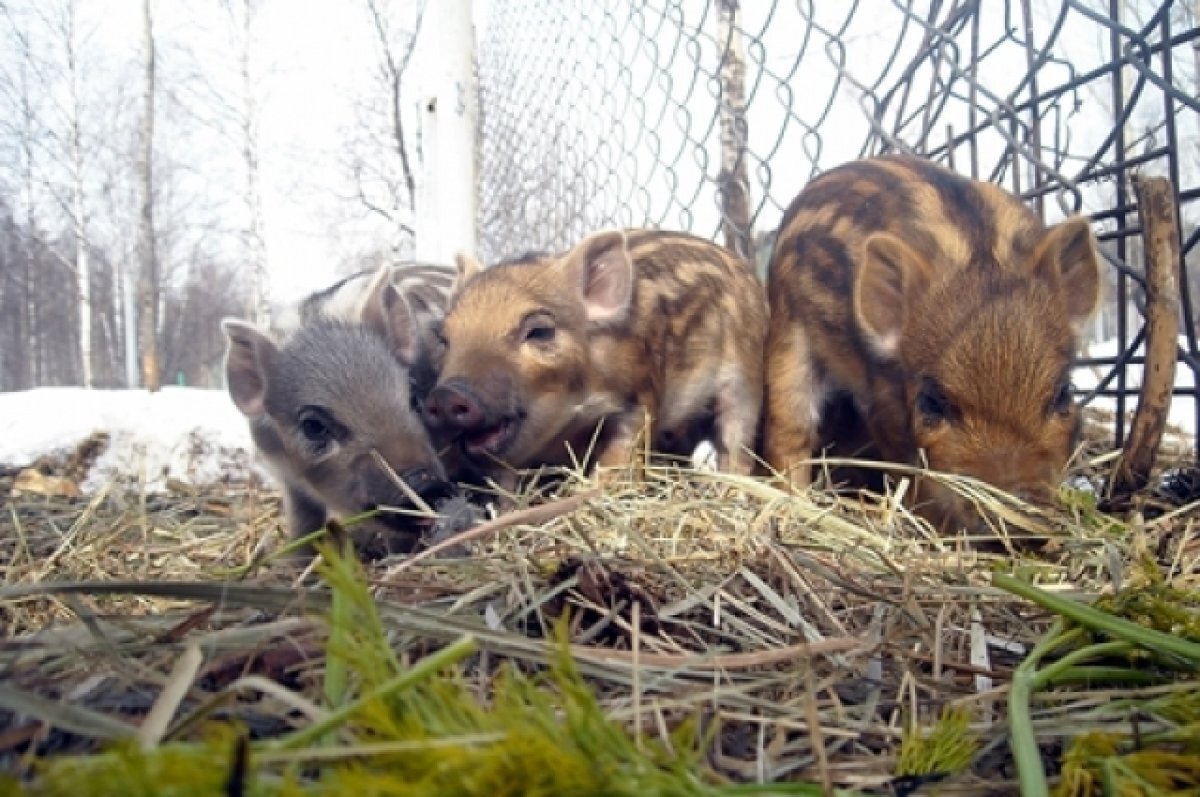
[297,406,335,447]
[1051,380,1073,415]
[525,324,556,343]
[916,378,953,424]
[520,312,557,344]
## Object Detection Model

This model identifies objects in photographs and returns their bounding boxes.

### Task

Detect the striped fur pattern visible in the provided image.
[424,229,768,484]
[763,155,1102,528]
[274,261,455,340]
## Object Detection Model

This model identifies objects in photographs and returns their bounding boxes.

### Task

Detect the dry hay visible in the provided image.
[0,412,1197,795]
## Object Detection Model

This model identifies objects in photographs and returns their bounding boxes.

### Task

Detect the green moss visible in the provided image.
[1056,487,1126,536]
[22,729,271,797]
[997,572,1200,797]
[316,627,719,797]
[1152,686,1200,725]
[1093,565,1200,644]
[895,705,978,778]
[314,538,403,696]
[1053,731,1200,797]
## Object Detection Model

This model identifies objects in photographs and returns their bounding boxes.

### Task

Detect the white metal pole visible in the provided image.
[414,0,478,263]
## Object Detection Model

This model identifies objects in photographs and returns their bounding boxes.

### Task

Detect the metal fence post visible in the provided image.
[414,0,478,264]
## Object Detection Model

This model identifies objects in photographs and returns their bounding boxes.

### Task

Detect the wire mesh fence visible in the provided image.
[475,0,1200,457]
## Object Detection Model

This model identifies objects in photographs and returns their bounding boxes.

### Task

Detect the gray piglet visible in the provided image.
[223,262,478,556]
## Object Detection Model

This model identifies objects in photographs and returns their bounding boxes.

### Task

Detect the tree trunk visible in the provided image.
[20,232,36,388]
[67,1,92,387]
[122,254,139,387]
[16,55,37,389]
[715,0,753,262]
[1193,1,1200,168]
[74,188,90,386]
[137,0,159,391]
[238,0,270,326]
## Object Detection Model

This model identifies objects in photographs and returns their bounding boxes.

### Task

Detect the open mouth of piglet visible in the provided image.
[460,416,518,458]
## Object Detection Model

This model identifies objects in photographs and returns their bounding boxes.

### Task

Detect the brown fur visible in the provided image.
[425,229,768,484]
[763,155,1102,529]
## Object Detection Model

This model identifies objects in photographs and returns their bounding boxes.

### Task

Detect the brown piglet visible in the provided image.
[763,155,1102,529]
[423,229,768,486]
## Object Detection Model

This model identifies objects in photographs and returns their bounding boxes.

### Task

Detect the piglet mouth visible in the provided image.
[460,416,519,459]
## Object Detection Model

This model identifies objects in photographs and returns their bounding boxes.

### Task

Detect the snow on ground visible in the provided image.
[1075,336,1198,436]
[0,387,262,493]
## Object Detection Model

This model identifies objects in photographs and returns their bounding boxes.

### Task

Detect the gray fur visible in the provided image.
[223,260,462,553]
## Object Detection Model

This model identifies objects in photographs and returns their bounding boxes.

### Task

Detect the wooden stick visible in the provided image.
[1111,174,1181,498]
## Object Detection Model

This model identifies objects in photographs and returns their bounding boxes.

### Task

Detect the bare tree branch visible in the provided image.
[364,0,426,213]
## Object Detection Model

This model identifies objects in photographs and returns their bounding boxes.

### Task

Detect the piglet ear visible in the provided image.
[221,318,276,417]
[853,232,933,357]
[363,272,420,366]
[563,229,634,325]
[451,252,484,299]
[1030,216,1102,334]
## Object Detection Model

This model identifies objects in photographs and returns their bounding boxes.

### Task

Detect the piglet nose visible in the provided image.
[427,380,486,430]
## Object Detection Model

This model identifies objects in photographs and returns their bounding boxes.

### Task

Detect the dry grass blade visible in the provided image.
[136,643,203,751]
[0,684,137,741]
[370,450,437,517]
[568,636,867,670]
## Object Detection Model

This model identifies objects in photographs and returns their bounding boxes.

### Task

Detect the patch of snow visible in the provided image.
[0,387,264,493]
[1075,336,1197,437]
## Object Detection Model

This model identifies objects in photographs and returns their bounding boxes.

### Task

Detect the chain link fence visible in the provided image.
[475,0,1200,456]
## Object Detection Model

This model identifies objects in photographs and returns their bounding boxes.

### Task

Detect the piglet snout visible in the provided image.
[398,465,451,500]
[425,379,487,431]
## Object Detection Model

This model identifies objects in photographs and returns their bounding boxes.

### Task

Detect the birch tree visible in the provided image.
[715,0,753,261]
[137,0,159,391]
[60,0,94,386]
[0,1,103,386]
[0,0,143,389]
[223,0,270,325]
[5,43,41,388]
